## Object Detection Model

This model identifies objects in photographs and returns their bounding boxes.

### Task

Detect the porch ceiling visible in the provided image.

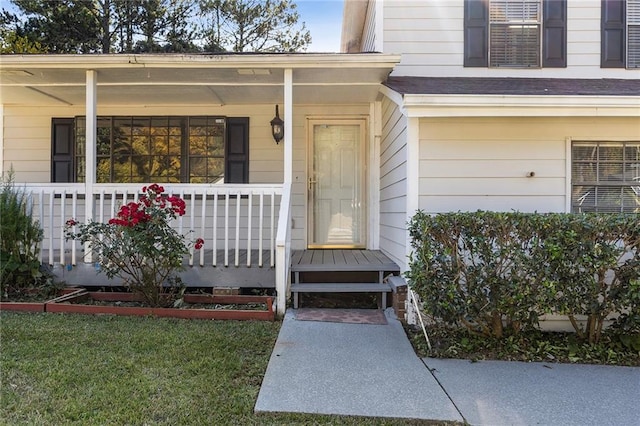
[0,53,400,106]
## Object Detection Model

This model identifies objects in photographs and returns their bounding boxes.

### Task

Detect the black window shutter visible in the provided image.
[51,118,74,182]
[601,0,626,68]
[464,0,489,67]
[225,117,249,183]
[543,0,567,67]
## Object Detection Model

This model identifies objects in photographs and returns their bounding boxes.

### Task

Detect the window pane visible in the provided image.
[169,135,182,155]
[207,158,224,181]
[152,135,168,154]
[622,187,640,212]
[190,136,207,155]
[77,158,85,182]
[114,133,132,155]
[596,186,624,212]
[490,0,541,22]
[599,162,624,181]
[599,144,624,161]
[97,158,111,183]
[490,24,540,67]
[572,163,597,183]
[207,136,224,155]
[113,156,131,182]
[190,157,205,175]
[626,144,640,162]
[573,144,597,161]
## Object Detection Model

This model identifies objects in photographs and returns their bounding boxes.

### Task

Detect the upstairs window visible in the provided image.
[51,116,249,184]
[489,0,542,67]
[631,0,640,66]
[602,0,640,68]
[572,141,640,213]
[464,0,567,68]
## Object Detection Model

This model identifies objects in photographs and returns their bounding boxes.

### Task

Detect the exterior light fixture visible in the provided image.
[270,105,284,144]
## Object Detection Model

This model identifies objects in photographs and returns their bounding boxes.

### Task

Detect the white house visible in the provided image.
[1,0,638,317]
[342,0,639,272]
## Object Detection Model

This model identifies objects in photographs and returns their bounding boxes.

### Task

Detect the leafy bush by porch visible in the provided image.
[407,211,640,344]
[0,170,50,296]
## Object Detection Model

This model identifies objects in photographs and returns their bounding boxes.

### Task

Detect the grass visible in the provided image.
[1,312,448,425]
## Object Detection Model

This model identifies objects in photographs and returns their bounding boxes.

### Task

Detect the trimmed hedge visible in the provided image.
[407,211,639,344]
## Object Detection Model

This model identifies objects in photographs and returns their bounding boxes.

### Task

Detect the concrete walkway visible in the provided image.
[255,309,640,425]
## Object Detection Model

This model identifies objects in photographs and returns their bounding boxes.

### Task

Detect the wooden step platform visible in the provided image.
[290,250,400,309]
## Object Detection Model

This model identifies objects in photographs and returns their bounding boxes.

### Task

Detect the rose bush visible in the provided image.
[66,184,203,307]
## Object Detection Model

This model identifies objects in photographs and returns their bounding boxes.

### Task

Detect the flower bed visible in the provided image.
[1,289,274,321]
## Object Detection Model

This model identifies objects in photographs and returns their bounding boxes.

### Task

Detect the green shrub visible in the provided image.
[0,170,47,296]
[536,214,640,344]
[407,211,639,344]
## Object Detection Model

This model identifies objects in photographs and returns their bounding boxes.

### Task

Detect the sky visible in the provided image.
[295,0,344,52]
[0,0,345,53]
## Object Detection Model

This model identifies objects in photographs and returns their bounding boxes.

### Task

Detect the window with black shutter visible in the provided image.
[464,0,567,68]
[51,116,249,184]
[601,0,640,68]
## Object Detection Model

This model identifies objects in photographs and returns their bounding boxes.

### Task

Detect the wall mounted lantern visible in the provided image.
[270,105,284,144]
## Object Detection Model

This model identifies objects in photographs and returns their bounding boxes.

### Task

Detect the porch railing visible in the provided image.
[275,182,293,316]
[22,183,283,269]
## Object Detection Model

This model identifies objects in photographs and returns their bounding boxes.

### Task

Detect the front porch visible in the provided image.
[1,53,402,316]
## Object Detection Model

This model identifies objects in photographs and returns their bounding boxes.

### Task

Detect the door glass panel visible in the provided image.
[310,123,365,247]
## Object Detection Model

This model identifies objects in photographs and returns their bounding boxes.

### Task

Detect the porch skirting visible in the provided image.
[46,249,275,289]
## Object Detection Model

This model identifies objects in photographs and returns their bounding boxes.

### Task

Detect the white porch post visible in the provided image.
[275,68,294,317]
[284,68,293,183]
[85,70,97,262]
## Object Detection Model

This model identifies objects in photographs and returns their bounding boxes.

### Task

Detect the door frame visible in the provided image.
[306,117,368,249]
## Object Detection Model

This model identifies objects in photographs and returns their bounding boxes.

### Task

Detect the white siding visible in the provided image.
[418,116,640,213]
[379,96,408,268]
[2,103,372,251]
[382,0,633,78]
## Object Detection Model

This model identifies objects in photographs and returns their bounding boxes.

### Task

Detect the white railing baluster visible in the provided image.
[71,191,77,265]
[48,191,54,266]
[235,190,241,267]
[60,190,66,266]
[178,189,184,236]
[247,191,252,267]
[259,192,264,267]
[99,190,105,223]
[200,189,207,267]
[189,190,196,266]
[110,190,117,219]
[212,192,218,267]
[270,191,275,267]
[224,190,229,267]
[37,190,44,264]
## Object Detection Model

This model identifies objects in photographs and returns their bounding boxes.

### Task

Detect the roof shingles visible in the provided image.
[384,77,640,97]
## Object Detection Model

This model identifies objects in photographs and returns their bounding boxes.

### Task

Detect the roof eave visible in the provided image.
[0,52,401,70]
[400,94,640,117]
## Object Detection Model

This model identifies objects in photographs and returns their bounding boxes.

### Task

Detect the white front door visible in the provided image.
[308,119,366,248]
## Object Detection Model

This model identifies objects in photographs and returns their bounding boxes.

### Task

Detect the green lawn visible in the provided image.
[1,312,444,425]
